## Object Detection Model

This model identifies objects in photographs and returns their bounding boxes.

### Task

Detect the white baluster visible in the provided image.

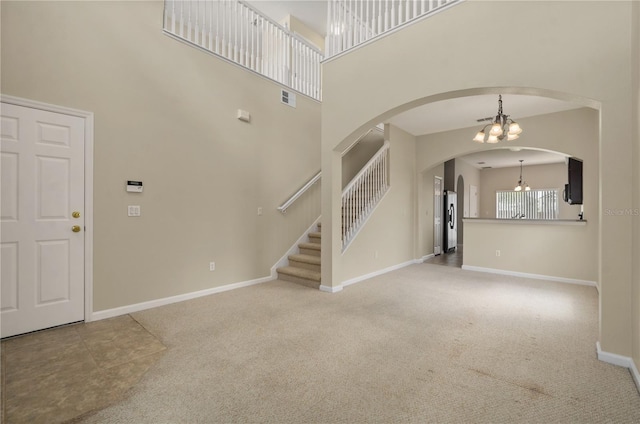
[239,5,244,66]
[228,1,233,58]
[179,0,184,37]
[384,0,389,32]
[257,16,263,73]
[247,8,252,68]
[196,0,201,45]
[215,0,220,54]
[277,29,282,83]
[202,0,207,46]
[263,18,267,75]
[187,1,193,41]
[222,1,228,57]
[163,0,168,30]
[345,0,350,49]
[233,1,238,62]
[245,5,250,67]
[170,0,175,33]
[357,0,363,44]
[292,39,298,91]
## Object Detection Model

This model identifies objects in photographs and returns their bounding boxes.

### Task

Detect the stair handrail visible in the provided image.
[342,140,389,195]
[277,171,321,214]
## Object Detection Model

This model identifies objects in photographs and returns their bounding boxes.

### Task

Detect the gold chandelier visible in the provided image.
[473,95,523,143]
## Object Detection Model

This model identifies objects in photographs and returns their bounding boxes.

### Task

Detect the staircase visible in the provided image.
[276,222,322,289]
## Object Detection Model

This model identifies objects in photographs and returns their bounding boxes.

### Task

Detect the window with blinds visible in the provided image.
[496,189,559,220]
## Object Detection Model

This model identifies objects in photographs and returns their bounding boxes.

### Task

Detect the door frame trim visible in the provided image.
[433,175,443,256]
[1,94,95,323]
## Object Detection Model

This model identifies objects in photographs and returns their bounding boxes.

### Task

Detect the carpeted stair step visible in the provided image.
[288,254,321,272]
[277,266,321,289]
[308,231,321,243]
[299,242,321,257]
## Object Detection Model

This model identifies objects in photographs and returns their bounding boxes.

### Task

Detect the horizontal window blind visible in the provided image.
[496,189,559,220]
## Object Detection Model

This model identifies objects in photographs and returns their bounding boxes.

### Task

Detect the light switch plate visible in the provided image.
[128,205,141,217]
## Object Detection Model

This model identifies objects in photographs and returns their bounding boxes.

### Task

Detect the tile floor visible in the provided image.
[1,315,166,424]
[425,245,463,268]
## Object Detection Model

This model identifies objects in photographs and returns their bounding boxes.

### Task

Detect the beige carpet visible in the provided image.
[79,264,640,423]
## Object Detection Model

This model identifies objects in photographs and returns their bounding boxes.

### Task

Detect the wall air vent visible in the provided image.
[476,117,493,123]
[481,166,493,170]
[281,89,296,108]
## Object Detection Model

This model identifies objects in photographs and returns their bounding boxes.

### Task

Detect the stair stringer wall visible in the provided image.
[271,216,322,278]
[341,125,417,282]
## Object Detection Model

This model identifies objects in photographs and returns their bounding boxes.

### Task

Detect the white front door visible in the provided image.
[433,176,443,256]
[1,102,85,338]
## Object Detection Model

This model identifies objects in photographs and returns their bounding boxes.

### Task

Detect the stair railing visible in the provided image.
[163,0,323,101]
[278,171,321,214]
[342,141,390,251]
[325,0,460,58]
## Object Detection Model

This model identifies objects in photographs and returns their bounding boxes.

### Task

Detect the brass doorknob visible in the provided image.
[72,211,81,218]
[72,225,81,233]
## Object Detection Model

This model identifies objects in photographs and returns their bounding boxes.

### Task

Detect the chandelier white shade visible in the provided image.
[473,95,523,143]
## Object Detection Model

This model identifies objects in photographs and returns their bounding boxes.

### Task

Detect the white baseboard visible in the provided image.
[91,275,272,321]
[596,342,640,391]
[319,284,343,293]
[342,259,418,287]
[319,256,429,293]
[419,254,435,262]
[461,265,597,288]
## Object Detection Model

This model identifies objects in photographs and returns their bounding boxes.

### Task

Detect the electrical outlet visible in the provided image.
[496,250,501,257]
[209,262,215,271]
[257,207,263,216]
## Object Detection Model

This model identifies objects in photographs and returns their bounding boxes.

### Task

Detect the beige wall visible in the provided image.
[479,162,583,220]
[342,130,384,187]
[464,221,596,284]
[283,15,325,53]
[321,1,634,357]
[342,125,416,281]
[1,1,321,311]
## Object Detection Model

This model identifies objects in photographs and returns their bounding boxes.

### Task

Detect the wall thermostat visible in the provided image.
[127,180,143,192]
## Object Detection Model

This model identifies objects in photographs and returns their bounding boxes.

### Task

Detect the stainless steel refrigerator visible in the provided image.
[443,190,457,252]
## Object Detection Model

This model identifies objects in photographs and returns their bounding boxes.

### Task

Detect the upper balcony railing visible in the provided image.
[164,0,323,101]
[325,0,459,58]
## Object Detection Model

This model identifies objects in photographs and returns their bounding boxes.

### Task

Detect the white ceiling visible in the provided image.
[457,148,567,170]
[387,94,581,137]
[246,3,582,168]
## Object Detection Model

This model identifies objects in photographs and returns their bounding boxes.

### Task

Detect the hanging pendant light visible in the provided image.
[514,160,530,191]
[473,95,523,143]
